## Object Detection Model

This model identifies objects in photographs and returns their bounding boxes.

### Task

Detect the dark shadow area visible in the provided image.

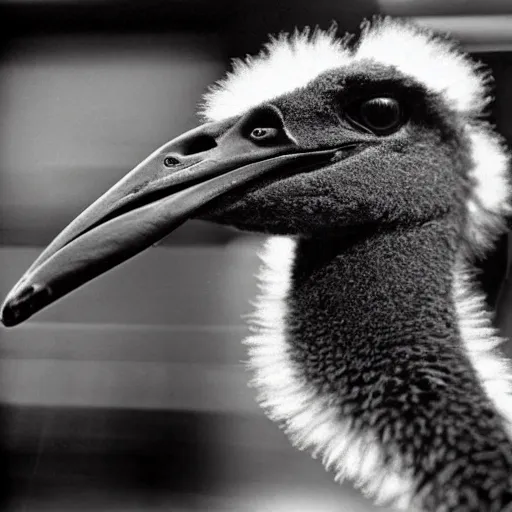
[5,407,213,508]
[0,406,14,511]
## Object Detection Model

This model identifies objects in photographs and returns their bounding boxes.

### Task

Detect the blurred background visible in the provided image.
[0,0,512,510]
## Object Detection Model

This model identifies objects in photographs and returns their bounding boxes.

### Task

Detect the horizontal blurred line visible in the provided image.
[381,0,512,16]
[0,322,250,363]
[3,321,248,331]
[0,359,259,412]
[0,0,231,36]
[0,246,260,325]
[2,404,284,453]
[411,15,512,52]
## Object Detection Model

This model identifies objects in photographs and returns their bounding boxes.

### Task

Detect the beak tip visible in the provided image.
[1,283,53,328]
[0,301,23,327]
[1,310,17,328]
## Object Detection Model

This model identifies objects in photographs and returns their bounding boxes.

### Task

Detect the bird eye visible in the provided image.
[351,97,402,135]
[249,127,279,142]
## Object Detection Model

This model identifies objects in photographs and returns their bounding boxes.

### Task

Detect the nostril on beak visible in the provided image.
[164,156,181,167]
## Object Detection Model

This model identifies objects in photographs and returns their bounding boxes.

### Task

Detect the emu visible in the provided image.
[2,17,512,511]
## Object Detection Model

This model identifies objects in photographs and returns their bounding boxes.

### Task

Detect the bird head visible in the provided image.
[200,63,468,236]
[1,17,509,326]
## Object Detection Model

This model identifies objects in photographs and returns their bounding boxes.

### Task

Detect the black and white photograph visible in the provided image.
[1,1,512,510]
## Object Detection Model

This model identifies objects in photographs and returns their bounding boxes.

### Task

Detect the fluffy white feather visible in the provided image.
[244,237,512,510]
[355,18,490,115]
[453,260,512,439]
[201,27,352,123]
[452,124,512,434]
[463,126,511,256]
[201,18,490,122]
[244,236,417,510]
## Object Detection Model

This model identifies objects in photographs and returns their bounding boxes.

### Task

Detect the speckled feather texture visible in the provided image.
[245,236,416,509]
[246,233,512,511]
[223,17,512,512]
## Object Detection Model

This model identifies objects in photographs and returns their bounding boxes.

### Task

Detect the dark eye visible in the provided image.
[351,97,402,135]
[249,127,279,142]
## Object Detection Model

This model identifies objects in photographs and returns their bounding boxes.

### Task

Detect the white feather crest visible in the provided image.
[201,27,352,123]
[355,18,491,115]
[201,17,490,122]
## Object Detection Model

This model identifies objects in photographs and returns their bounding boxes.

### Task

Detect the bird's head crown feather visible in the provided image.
[202,17,510,256]
[201,17,490,121]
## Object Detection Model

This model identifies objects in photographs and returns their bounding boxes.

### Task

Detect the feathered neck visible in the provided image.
[245,221,512,511]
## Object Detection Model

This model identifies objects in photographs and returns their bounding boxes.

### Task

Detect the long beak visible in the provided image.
[1,106,339,327]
